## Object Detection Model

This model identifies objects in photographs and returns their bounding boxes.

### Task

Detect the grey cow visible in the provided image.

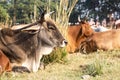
[0,10,67,72]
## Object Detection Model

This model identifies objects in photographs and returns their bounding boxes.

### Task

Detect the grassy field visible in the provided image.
[0,50,120,80]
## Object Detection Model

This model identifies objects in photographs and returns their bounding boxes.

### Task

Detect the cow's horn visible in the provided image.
[78,15,81,22]
[49,11,55,15]
[44,11,55,20]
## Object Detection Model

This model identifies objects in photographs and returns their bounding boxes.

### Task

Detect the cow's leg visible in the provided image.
[22,54,43,72]
[12,66,30,73]
[39,59,45,70]
[36,54,43,69]
[32,53,43,72]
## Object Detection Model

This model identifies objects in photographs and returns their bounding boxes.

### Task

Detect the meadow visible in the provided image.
[1,0,120,80]
[1,50,120,80]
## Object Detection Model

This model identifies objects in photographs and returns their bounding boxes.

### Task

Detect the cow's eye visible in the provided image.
[48,26,56,30]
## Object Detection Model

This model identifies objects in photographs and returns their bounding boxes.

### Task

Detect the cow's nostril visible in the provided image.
[63,40,68,45]
[60,40,68,47]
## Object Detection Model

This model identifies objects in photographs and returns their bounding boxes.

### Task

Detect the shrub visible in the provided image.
[41,47,68,64]
[0,5,9,22]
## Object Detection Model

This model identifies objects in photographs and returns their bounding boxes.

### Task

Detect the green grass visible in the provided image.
[42,47,68,64]
[1,50,120,80]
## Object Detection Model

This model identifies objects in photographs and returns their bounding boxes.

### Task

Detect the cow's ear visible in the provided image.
[81,23,94,37]
[23,30,39,34]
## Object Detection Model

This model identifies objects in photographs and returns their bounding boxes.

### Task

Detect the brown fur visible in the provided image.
[80,29,120,53]
[0,50,11,74]
[80,39,97,53]
[66,21,120,53]
[116,23,120,29]
[66,21,94,53]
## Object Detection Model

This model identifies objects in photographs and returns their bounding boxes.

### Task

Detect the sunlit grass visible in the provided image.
[1,50,120,80]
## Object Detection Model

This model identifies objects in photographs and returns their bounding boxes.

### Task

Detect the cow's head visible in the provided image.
[79,21,94,37]
[36,10,67,55]
[66,20,94,53]
[76,21,94,50]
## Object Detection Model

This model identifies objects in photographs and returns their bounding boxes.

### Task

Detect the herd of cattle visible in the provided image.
[66,19,120,53]
[1,11,120,74]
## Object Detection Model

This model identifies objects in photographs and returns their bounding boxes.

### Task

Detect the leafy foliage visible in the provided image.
[0,0,120,24]
[70,0,120,23]
[0,5,9,22]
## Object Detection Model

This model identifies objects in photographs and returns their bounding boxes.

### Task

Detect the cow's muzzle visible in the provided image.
[60,39,68,47]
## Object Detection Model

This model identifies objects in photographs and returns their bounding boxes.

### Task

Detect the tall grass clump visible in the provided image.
[46,0,78,37]
[82,59,103,77]
[42,47,68,64]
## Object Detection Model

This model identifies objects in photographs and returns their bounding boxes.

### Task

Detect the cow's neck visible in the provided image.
[22,41,54,72]
[39,37,55,55]
[40,46,54,55]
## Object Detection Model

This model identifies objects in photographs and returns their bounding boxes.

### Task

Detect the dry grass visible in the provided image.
[1,50,120,80]
[1,1,120,80]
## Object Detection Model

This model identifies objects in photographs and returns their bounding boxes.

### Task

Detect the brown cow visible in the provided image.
[80,29,120,53]
[66,21,94,53]
[66,21,120,53]
[0,50,11,74]
[115,19,120,29]
[116,23,120,29]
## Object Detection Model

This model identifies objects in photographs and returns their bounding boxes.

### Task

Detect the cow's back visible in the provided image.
[0,28,37,63]
[90,29,120,50]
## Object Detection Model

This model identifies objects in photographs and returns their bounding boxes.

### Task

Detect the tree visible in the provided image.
[69,0,120,23]
[0,5,9,23]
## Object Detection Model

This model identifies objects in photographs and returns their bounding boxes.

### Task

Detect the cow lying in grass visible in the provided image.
[66,20,120,53]
[0,10,67,73]
[80,28,120,53]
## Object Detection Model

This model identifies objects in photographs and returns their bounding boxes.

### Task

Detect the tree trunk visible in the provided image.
[34,0,37,22]
[12,0,17,26]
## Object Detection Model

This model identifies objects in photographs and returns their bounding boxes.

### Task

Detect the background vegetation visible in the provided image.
[0,0,120,26]
[70,0,120,23]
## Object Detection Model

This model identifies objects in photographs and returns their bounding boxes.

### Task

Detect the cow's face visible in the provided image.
[80,21,94,37]
[36,14,67,55]
[39,20,67,48]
